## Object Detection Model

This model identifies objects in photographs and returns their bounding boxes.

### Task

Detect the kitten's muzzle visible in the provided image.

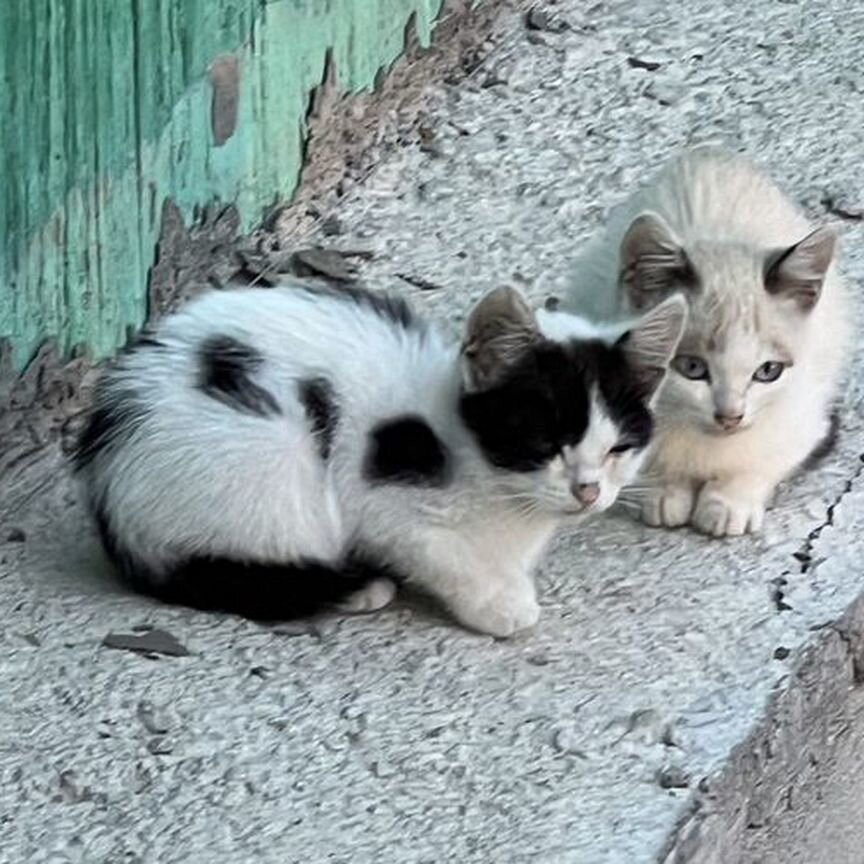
[571,481,600,507]
[714,412,744,432]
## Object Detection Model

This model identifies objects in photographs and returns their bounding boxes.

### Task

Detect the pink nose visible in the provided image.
[714,412,744,431]
[572,482,600,506]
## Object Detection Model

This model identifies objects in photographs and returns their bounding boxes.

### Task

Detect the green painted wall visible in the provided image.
[0,0,445,371]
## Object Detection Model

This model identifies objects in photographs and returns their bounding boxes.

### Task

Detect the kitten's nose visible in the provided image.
[714,412,744,431]
[572,482,600,506]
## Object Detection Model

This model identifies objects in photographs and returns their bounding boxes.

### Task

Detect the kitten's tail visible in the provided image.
[137,556,384,621]
[118,558,389,621]
[92,505,391,621]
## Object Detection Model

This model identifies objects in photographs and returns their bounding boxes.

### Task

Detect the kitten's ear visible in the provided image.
[764,227,835,312]
[462,287,540,390]
[618,295,688,398]
[619,212,696,310]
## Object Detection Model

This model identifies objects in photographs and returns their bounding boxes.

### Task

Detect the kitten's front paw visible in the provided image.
[337,578,397,614]
[452,589,540,638]
[692,486,765,537]
[640,485,695,528]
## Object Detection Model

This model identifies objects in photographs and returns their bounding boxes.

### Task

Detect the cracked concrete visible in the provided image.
[2,0,863,862]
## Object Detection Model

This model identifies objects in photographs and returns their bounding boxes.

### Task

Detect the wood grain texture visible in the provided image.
[0,0,446,371]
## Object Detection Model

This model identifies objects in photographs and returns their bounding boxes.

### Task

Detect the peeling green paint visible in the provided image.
[0,0,445,370]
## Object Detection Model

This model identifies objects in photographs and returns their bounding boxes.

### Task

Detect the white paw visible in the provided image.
[640,485,695,528]
[692,487,765,537]
[337,578,397,614]
[451,589,540,638]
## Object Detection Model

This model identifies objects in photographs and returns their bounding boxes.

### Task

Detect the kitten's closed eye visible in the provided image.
[608,442,635,455]
[752,361,786,383]
[672,354,710,381]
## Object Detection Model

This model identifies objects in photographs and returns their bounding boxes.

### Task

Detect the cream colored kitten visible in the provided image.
[566,147,850,536]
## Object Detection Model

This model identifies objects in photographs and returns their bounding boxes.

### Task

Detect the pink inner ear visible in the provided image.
[620,215,698,307]
[765,228,835,310]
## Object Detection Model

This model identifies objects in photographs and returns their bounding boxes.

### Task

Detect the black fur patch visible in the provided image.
[300,283,420,332]
[96,515,395,621]
[298,377,338,460]
[460,339,654,472]
[803,409,841,469]
[364,416,450,486]
[198,335,281,417]
[73,389,151,471]
[73,333,171,470]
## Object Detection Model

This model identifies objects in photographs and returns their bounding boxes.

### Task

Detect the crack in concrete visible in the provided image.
[795,453,864,574]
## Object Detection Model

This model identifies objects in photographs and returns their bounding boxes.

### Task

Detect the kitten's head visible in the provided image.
[459,287,686,518]
[619,212,836,434]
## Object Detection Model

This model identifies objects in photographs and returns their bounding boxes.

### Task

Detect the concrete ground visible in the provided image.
[2,1,863,862]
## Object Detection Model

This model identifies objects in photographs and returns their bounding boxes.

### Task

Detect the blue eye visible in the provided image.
[753,361,785,383]
[672,354,710,381]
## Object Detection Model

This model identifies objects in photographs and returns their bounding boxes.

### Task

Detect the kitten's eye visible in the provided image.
[672,354,710,381]
[608,443,634,456]
[753,361,785,383]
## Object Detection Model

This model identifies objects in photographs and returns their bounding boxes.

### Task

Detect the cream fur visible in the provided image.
[566,147,850,536]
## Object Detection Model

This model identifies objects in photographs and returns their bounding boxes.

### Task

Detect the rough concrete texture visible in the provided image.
[2,0,863,862]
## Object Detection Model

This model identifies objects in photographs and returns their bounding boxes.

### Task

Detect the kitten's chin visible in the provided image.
[706,421,752,437]
[557,502,606,520]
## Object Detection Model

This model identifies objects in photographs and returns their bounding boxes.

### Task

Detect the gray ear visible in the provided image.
[462,287,540,390]
[619,212,696,310]
[618,294,688,398]
[764,227,835,311]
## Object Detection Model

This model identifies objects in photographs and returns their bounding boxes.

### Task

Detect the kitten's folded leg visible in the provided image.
[640,483,695,528]
[691,476,773,537]
[395,523,550,637]
[447,576,540,638]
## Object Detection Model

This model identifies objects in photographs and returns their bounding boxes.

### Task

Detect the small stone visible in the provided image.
[773,646,791,660]
[102,629,190,658]
[147,736,174,755]
[627,56,662,71]
[657,765,690,789]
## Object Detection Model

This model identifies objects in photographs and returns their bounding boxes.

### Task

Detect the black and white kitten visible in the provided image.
[74,282,685,636]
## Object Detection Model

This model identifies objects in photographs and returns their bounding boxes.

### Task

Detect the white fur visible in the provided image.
[80,284,660,637]
[566,147,850,535]
[535,309,671,514]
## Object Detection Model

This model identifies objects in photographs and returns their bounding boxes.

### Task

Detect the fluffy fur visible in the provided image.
[74,281,684,636]
[566,147,850,536]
